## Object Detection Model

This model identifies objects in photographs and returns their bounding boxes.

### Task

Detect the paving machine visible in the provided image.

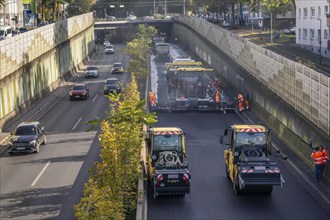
[165,66,235,112]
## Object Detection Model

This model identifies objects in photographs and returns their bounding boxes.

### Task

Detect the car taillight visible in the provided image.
[183,173,190,185]
[156,174,163,186]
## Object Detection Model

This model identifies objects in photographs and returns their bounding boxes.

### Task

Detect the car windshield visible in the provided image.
[106,80,118,85]
[15,126,36,135]
[113,63,123,68]
[153,134,182,152]
[87,67,97,70]
[106,45,113,49]
[73,85,86,90]
[235,132,266,147]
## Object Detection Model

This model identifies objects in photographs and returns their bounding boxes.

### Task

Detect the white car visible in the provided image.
[127,15,137,21]
[105,44,115,54]
[85,66,99,78]
[103,40,111,46]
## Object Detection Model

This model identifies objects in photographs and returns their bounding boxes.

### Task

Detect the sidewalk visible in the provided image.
[229,26,330,75]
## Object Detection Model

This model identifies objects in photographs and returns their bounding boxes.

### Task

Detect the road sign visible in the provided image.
[258,20,263,27]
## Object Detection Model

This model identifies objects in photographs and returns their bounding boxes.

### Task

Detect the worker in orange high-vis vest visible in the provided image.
[319,145,328,173]
[237,93,244,112]
[149,90,156,107]
[215,89,220,104]
[311,146,324,182]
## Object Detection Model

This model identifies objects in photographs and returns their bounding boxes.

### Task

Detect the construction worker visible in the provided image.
[319,145,328,172]
[244,89,250,110]
[311,146,324,182]
[213,78,220,90]
[237,92,244,112]
[149,90,156,107]
[215,89,220,104]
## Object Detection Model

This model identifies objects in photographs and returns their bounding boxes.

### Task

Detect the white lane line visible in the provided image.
[92,94,98,102]
[31,161,51,187]
[72,118,82,130]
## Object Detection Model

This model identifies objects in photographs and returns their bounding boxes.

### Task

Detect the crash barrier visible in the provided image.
[172,16,329,181]
[0,13,94,130]
[174,16,329,137]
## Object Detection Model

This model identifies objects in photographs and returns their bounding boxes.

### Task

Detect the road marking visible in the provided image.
[72,118,82,130]
[31,161,51,187]
[92,94,98,102]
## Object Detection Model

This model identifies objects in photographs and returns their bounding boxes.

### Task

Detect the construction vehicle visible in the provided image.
[220,125,285,194]
[154,43,170,61]
[146,127,191,198]
[165,65,235,112]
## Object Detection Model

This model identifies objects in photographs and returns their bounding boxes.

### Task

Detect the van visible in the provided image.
[0,26,13,40]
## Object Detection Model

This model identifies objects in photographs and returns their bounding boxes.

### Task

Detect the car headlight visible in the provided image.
[29,140,36,146]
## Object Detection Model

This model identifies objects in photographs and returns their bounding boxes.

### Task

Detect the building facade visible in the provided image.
[296,0,330,59]
[0,0,24,27]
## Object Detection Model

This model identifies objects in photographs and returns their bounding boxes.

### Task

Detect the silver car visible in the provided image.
[85,66,99,78]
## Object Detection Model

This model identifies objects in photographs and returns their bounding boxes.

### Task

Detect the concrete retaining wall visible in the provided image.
[0,13,94,130]
[172,17,329,179]
[174,16,330,137]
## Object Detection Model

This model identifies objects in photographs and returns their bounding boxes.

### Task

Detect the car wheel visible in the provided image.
[35,143,40,153]
[42,135,47,145]
[8,152,13,155]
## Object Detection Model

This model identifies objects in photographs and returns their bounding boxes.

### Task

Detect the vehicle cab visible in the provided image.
[146,127,186,172]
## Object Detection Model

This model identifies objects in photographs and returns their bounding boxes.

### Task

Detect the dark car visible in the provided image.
[104,78,121,94]
[69,84,89,100]
[38,21,49,27]
[12,29,20,36]
[18,27,29,33]
[111,62,124,74]
[7,121,47,154]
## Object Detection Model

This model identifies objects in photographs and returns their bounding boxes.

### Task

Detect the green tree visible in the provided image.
[124,24,157,89]
[75,76,157,219]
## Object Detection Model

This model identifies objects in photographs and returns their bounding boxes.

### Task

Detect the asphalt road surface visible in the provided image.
[0,43,130,219]
[147,112,329,220]
[147,43,329,220]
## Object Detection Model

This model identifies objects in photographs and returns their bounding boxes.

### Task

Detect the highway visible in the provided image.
[0,43,130,219]
[0,41,329,220]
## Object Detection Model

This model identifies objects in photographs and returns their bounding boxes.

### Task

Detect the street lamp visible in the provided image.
[316,18,322,64]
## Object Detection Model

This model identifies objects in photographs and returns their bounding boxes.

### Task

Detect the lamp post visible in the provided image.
[316,18,322,64]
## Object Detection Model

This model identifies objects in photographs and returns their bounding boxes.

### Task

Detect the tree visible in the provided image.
[75,24,157,220]
[0,0,5,9]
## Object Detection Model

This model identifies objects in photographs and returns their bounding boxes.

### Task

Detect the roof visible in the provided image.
[150,127,183,134]
[231,124,267,132]
[165,61,202,68]
[18,121,40,127]
[176,67,213,72]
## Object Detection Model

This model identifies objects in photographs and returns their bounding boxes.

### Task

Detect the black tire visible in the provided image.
[225,164,230,179]
[35,143,40,153]
[233,178,242,195]
[8,152,13,155]
[42,135,47,145]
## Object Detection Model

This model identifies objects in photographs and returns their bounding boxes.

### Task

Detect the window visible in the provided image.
[299,8,301,18]
[298,29,301,39]
[318,29,321,41]
[318,6,321,17]
[303,29,308,39]
[304,8,308,17]
[325,6,329,14]
[324,30,328,39]
[310,29,315,39]
[311,7,315,17]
